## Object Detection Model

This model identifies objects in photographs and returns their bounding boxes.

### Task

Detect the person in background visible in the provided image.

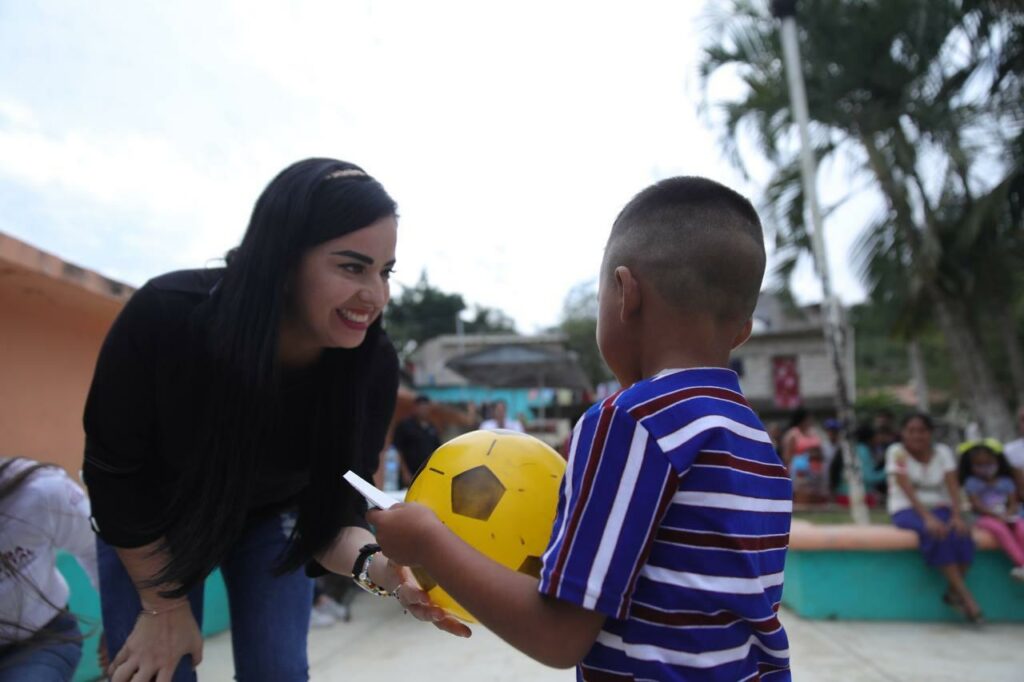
[781,407,821,472]
[479,400,525,433]
[821,418,842,469]
[464,402,481,430]
[0,458,98,681]
[830,423,887,506]
[873,408,896,435]
[1003,406,1024,503]
[957,440,1024,581]
[310,574,355,629]
[887,413,981,622]
[873,425,898,466]
[782,408,827,503]
[392,395,441,487]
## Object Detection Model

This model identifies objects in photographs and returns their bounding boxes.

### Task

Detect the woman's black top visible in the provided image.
[81,268,398,549]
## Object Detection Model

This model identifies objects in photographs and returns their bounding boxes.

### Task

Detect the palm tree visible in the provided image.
[699,0,1023,439]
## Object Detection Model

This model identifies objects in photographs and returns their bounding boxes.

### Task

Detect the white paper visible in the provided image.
[343,470,397,510]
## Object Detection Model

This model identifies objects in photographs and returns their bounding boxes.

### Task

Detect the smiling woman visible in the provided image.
[81,159,467,682]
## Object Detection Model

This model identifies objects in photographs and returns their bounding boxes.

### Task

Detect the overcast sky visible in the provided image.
[0,1,874,333]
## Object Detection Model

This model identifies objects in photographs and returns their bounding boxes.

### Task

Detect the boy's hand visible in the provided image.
[368,502,442,567]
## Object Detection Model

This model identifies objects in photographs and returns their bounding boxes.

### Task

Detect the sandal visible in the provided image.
[943,590,983,623]
[942,590,963,609]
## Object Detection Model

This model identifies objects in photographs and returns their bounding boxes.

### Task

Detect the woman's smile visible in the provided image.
[337,307,376,329]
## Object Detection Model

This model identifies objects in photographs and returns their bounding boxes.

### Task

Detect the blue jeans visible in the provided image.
[97,511,314,682]
[0,611,82,682]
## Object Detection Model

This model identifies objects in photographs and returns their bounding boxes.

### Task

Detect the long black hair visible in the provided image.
[152,158,398,596]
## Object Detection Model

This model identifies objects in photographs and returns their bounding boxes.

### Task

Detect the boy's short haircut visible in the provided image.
[604,176,766,323]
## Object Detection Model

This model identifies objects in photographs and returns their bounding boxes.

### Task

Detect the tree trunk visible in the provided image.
[908,339,930,412]
[859,132,1014,439]
[1000,314,1024,409]
[932,290,1015,440]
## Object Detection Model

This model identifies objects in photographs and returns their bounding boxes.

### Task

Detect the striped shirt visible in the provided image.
[539,367,792,681]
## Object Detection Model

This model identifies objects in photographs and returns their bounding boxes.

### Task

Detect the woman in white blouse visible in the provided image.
[886,414,981,622]
[0,458,98,680]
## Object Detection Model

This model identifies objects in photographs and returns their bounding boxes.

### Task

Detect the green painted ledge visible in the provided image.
[783,538,1024,622]
[58,553,231,682]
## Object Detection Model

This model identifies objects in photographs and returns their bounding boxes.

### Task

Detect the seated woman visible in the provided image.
[886,414,981,622]
[0,457,98,681]
[782,408,828,503]
[830,423,888,506]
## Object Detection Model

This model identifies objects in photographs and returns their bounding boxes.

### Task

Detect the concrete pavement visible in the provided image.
[198,592,1023,681]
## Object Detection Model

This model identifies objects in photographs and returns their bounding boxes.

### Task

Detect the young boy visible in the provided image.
[370,177,792,680]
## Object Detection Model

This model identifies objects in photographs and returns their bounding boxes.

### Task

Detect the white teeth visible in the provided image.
[339,309,371,323]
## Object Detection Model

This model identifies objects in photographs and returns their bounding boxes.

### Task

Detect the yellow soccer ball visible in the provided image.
[404,429,566,622]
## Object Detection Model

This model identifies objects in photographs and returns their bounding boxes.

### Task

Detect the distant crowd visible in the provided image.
[769,405,1024,622]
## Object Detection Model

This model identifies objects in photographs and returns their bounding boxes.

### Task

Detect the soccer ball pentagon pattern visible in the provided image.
[404,429,566,622]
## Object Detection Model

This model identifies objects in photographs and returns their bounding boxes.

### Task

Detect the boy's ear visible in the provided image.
[615,266,641,322]
[731,318,754,350]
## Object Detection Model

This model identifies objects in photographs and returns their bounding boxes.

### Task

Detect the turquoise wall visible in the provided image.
[418,386,554,419]
[58,553,231,682]
[783,548,1024,622]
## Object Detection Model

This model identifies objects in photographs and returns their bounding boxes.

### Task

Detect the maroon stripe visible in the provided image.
[759,663,790,677]
[548,394,619,588]
[630,386,750,420]
[617,468,680,619]
[693,451,789,479]
[630,604,783,634]
[750,616,784,634]
[655,527,789,552]
[580,664,635,682]
[631,605,738,627]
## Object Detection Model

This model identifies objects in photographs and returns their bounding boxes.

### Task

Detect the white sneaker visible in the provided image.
[1011,566,1024,582]
[310,605,336,629]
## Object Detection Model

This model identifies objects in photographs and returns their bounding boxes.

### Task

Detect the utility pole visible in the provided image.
[771,0,869,524]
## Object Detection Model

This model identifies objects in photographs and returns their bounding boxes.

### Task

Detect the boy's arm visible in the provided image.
[369,503,605,668]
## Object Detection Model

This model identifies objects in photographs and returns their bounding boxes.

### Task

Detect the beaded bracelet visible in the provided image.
[352,549,393,597]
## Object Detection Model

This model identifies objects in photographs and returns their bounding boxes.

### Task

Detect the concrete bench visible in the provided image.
[784,521,1024,622]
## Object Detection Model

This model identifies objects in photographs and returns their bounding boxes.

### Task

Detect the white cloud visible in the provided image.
[0,0,866,331]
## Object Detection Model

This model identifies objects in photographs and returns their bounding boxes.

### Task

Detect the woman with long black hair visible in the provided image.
[83,158,468,682]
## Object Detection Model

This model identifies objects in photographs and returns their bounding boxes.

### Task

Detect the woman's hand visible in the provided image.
[108,602,203,682]
[922,511,948,539]
[390,563,472,638]
[369,504,472,638]
[949,515,969,536]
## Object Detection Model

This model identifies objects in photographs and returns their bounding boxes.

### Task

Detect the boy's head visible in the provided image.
[597,176,766,382]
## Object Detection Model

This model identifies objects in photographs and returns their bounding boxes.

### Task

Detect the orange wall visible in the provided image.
[0,266,122,477]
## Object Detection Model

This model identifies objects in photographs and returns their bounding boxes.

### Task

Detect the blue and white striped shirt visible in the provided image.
[539,367,792,681]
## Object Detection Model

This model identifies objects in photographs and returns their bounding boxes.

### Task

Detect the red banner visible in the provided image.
[772,356,801,409]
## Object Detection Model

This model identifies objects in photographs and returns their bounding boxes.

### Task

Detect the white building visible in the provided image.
[733,294,855,419]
